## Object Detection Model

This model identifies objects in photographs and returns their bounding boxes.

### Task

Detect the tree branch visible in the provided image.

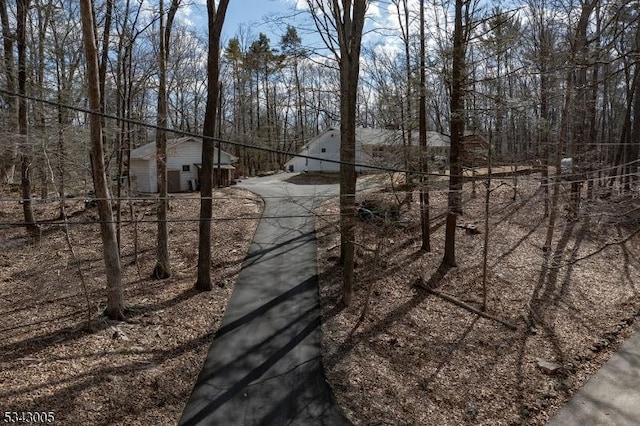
[415,281,518,330]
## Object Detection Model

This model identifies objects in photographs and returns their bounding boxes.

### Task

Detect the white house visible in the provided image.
[130,136,237,193]
[284,126,450,173]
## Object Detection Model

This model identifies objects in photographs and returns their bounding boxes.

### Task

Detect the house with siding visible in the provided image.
[284,126,450,173]
[130,136,237,193]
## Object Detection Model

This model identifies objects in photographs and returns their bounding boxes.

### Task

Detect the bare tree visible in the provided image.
[17,0,39,238]
[195,0,231,291]
[391,0,413,169]
[419,0,430,252]
[0,0,17,184]
[51,0,82,219]
[280,26,307,154]
[443,0,466,267]
[153,0,181,280]
[335,0,367,306]
[543,0,598,253]
[306,0,368,306]
[80,0,125,320]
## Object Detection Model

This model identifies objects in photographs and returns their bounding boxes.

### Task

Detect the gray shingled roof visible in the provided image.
[353,127,450,148]
[130,136,238,162]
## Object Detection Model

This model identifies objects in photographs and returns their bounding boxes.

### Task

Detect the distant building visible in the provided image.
[284,126,450,173]
[460,133,490,167]
[130,136,237,193]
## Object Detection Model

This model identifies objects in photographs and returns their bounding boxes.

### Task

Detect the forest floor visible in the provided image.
[0,187,263,425]
[316,173,640,425]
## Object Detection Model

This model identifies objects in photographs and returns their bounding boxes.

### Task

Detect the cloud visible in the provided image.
[283,0,310,10]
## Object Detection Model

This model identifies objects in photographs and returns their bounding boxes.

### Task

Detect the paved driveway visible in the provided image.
[179,174,349,425]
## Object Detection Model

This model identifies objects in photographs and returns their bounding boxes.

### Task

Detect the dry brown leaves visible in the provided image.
[316,175,640,425]
[0,187,262,425]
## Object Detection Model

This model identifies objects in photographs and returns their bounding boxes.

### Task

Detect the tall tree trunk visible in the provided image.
[481,129,493,311]
[0,0,17,184]
[51,8,81,219]
[395,0,412,172]
[568,0,597,214]
[98,0,113,112]
[294,56,304,150]
[539,37,551,217]
[544,72,572,253]
[195,0,230,291]
[153,0,179,280]
[629,22,640,186]
[419,0,430,252]
[443,0,465,267]
[56,90,67,219]
[631,63,640,185]
[217,82,224,186]
[80,0,125,320]
[34,0,52,202]
[332,0,368,307]
[17,0,38,238]
[99,0,114,182]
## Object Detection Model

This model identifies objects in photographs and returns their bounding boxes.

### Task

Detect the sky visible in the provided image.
[177,0,442,59]
[182,0,301,45]
[223,0,295,37]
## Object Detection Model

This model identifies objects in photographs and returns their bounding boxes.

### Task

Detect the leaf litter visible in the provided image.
[315,176,640,425]
[0,187,262,425]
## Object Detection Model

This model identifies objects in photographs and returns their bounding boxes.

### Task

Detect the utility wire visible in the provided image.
[7,86,638,182]
[3,163,640,205]
[0,87,430,177]
[2,87,640,196]
[0,214,343,227]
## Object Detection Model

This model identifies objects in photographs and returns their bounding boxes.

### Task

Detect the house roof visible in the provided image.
[318,126,450,148]
[366,128,450,148]
[131,136,238,162]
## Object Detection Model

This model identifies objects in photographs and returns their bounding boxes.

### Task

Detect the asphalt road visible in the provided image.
[179,173,350,426]
[546,325,640,426]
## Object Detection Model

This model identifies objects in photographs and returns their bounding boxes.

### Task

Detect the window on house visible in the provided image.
[321,147,326,153]
[182,165,190,172]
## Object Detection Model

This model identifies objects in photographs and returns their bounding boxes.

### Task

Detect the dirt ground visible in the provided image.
[316,174,640,425]
[0,187,263,425]
[3,173,640,426]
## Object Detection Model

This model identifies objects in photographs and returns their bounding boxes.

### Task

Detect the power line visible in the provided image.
[0,195,334,202]
[2,87,640,184]
[0,87,425,177]
[0,213,342,228]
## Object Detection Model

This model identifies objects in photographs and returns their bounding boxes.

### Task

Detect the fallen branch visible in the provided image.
[457,223,481,234]
[416,282,518,330]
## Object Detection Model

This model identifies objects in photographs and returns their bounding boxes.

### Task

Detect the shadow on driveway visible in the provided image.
[179,176,349,425]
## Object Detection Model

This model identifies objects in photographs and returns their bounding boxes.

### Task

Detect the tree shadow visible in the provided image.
[0,287,201,364]
[528,218,588,368]
[178,275,349,425]
[243,228,316,269]
[324,263,451,371]
[491,185,541,228]
[1,328,221,424]
[490,217,544,269]
[619,228,639,292]
[419,317,479,391]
